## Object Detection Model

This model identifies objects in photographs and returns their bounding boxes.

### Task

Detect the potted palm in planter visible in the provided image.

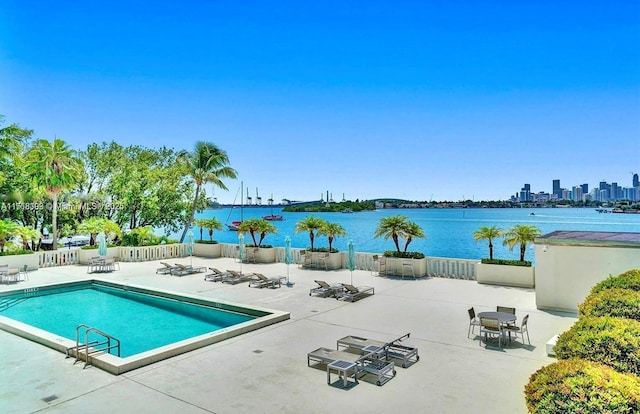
[373,215,426,277]
[0,220,40,270]
[193,217,223,257]
[238,218,277,263]
[475,224,540,288]
[317,221,347,270]
[294,216,333,268]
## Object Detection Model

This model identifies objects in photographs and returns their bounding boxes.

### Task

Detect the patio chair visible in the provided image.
[307,347,396,387]
[248,273,284,289]
[378,256,387,276]
[301,251,313,269]
[170,263,207,276]
[204,268,230,282]
[337,333,419,368]
[317,252,330,270]
[336,284,375,302]
[243,247,258,264]
[309,280,343,298]
[468,307,481,338]
[503,314,530,345]
[496,306,516,314]
[479,317,504,349]
[156,262,179,274]
[222,270,256,284]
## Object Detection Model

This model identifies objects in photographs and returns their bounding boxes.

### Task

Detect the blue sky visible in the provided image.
[2,1,639,203]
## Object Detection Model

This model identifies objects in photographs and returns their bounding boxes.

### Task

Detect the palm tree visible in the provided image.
[77,217,122,245]
[195,218,223,241]
[178,142,237,242]
[24,139,83,250]
[318,222,347,252]
[15,225,40,251]
[0,219,18,252]
[373,215,410,253]
[503,224,542,262]
[473,225,504,260]
[294,216,328,251]
[255,219,277,247]
[403,222,426,253]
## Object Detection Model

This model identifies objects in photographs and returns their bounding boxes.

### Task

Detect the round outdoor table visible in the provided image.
[477,311,517,325]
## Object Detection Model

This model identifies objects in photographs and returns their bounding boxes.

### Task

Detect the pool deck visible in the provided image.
[1,257,577,414]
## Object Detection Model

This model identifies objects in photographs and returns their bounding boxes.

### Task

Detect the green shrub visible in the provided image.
[591,269,640,294]
[310,247,338,253]
[579,288,640,322]
[554,317,640,376]
[0,249,33,256]
[195,240,218,244]
[480,258,532,267]
[382,251,425,259]
[525,359,640,414]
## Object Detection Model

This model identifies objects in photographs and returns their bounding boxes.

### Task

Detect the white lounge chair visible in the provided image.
[337,333,419,368]
[336,284,375,302]
[309,280,344,298]
[248,273,284,289]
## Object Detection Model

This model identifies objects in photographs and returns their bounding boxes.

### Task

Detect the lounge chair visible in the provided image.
[170,263,207,276]
[156,262,179,274]
[222,270,255,284]
[337,333,419,368]
[307,347,396,387]
[309,280,344,298]
[336,284,375,302]
[248,273,284,289]
[0,264,20,284]
[204,268,230,282]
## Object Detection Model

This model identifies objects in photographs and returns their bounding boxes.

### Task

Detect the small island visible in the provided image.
[283,200,376,213]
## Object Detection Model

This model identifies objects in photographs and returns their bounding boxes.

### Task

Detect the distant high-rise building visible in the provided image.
[572,186,583,202]
[634,173,639,188]
[552,179,561,198]
[581,183,589,194]
[519,184,531,202]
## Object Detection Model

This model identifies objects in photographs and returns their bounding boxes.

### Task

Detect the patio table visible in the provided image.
[477,311,516,325]
[327,359,358,388]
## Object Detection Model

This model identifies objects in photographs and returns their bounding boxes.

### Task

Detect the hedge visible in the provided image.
[579,288,640,322]
[591,269,640,295]
[480,258,532,267]
[525,359,640,414]
[382,251,425,259]
[554,317,640,376]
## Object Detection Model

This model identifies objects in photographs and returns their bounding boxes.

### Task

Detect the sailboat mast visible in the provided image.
[241,181,244,221]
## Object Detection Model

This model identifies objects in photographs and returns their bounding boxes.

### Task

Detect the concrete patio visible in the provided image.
[1,257,577,413]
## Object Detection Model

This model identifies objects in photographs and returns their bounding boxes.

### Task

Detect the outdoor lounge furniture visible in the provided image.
[468,307,481,338]
[307,347,396,387]
[309,280,344,298]
[503,314,530,345]
[204,268,230,282]
[336,284,375,302]
[88,257,117,273]
[222,270,256,284]
[300,250,313,269]
[170,263,207,276]
[156,262,179,274]
[0,265,21,284]
[336,333,419,368]
[316,252,330,270]
[479,317,504,349]
[248,273,284,289]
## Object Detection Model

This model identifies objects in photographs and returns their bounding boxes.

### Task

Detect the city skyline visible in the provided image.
[514,174,640,203]
[1,2,638,204]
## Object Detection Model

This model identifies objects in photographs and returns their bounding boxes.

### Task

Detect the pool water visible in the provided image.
[1,285,254,357]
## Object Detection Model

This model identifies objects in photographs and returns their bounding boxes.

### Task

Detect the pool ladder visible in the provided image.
[65,324,121,368]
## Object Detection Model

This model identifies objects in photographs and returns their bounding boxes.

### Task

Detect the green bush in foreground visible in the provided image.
[554,317,640,376]
[382,250,425,259]
[525,359,640,414]
[579,288,640,322]
[591,269,640,294]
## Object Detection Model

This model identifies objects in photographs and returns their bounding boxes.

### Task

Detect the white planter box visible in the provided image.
[244,247,276,263]
[77,247,119,265]
[476,262,535,288]
[382,257,427,278]
[0,253,39,271]
[193,243,222,258]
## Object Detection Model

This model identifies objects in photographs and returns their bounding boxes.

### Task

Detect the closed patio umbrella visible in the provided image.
[97,232,107,257]
[238,232,245,273]
[187,230,194,266]
[347,239,356,286]
[284,236,294,286]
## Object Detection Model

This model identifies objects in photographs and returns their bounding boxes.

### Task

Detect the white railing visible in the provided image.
[118,244,189,262]
[31,243,477,280]
[39,249,79,267]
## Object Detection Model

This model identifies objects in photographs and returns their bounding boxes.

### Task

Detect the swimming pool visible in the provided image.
[0,279,289,374]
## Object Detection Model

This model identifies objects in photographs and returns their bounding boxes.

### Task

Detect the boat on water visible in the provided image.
[263,214,284,221]
[225,183,244,231]
[342,208,353,213]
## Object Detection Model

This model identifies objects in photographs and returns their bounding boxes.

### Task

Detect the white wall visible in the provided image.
[535,243,640,312]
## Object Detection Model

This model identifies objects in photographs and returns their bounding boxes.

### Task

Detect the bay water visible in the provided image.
[193,207,640,262]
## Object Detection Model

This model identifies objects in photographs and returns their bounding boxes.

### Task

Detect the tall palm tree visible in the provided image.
[238,218,277,247]
[294,216,328,251]
[255,219,277,247]
[24,139,83,250]
[318,222,347,252]
[503,224,542,262]
[199,218,223,241]
[403,222,426,253]
[373,215,410,253]
[473,225,504,260]
[178,142,237,242]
